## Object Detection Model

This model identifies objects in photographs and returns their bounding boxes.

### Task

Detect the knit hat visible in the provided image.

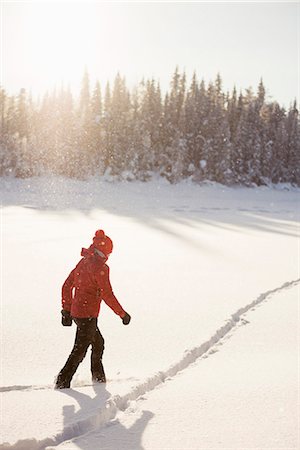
[92,230,113,256]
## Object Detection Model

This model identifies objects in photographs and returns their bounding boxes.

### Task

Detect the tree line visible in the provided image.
[0,69,299,185]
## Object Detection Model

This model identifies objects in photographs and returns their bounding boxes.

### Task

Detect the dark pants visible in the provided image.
[57,318,105,385]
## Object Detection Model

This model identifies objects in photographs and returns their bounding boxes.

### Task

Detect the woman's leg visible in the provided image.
[91,324,106,382]
[55,318,97,388]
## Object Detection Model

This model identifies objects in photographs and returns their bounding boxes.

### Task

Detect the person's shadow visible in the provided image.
[57,384,154,450]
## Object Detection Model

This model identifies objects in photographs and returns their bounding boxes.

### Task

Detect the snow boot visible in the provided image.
[92,360,106,383]
[92,372,106,383]
[54,374,71,389]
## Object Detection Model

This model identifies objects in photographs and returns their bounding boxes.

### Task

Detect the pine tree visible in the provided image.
[105,73,132,177]
[257,78,266,110]
[227,86,238,139]
[161,68,187,182]
[56,86,78,176]
[89,81,105,175]
[0,88,17,176]
[16,88,29,139]
[102,81,113,173]
[0,87,5,137]
[127,86,143,179]
[202,76,231,184]
[184,72,200,176]
[79,69,90,118]
[233,84,266,185]
[77,70,94,176]
[262,102,287,183]
[285,101,300,184]
[137,78,163,179]
[14,88,32,177]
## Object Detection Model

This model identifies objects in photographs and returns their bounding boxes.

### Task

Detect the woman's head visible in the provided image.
[92,230,113,256]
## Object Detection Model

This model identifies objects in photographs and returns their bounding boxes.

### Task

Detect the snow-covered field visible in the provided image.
[1,176,299,449]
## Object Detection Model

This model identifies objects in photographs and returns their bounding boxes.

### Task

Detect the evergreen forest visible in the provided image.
[0,69,299,186]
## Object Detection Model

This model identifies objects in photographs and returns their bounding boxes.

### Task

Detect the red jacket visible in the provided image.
[62,247,126,319]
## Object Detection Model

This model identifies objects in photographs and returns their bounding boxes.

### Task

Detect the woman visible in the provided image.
[55,230,131,389]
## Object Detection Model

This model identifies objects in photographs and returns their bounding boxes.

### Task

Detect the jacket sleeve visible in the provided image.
[62,268,75,312]
[97,264,126,318]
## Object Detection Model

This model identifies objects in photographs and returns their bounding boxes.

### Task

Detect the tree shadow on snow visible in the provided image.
[57,384,154,450]
[1,177,298,240]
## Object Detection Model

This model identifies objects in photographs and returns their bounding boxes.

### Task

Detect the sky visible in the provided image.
[1,1,299,108]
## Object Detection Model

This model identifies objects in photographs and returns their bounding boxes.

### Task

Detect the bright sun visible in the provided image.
[6,2,125,93]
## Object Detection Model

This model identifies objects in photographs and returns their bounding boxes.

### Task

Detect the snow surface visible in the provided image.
[1,176,299,449]
[50,284,299,450]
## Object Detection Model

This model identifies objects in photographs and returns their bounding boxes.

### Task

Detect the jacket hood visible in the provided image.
[81,246,94,258]
[81,245,107,262]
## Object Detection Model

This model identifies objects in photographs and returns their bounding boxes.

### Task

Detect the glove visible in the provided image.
[122,312,131,325]
[61,309,72,326]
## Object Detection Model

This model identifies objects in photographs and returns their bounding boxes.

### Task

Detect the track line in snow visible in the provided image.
[0,378,138,393]
[0,384,53,393]
[1,278,299,450]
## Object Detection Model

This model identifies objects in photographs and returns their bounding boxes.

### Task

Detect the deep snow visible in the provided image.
[0,176,299,449]
[51,284,299,450]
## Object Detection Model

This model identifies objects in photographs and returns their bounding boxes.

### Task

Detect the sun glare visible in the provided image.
[10,2,123,93]
[3,1,298,105]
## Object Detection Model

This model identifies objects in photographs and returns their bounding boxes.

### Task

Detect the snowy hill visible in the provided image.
[1,177,299,449]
